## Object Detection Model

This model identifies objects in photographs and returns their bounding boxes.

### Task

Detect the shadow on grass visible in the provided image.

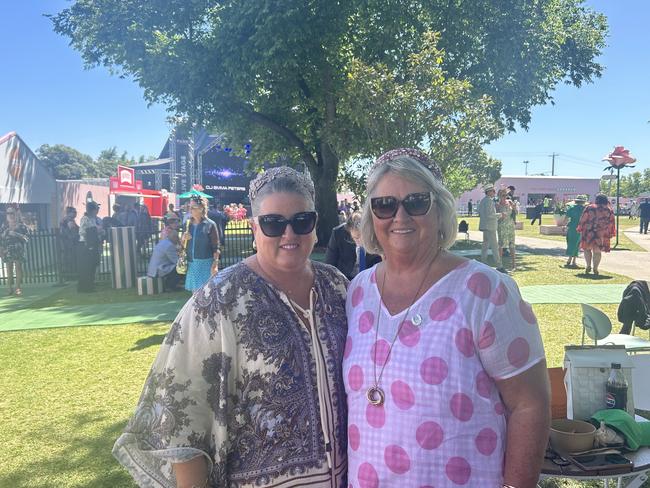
[129,333,167,351]
[576,273,614,281]
[0,412,136,488]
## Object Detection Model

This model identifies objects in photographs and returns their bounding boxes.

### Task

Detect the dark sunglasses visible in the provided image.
[257,211,317,237]
[370,192,433,219]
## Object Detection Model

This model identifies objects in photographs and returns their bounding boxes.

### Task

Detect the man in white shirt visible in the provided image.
[478,184,503,270]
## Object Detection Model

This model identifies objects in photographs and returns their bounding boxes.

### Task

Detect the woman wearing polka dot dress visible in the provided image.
[344,148,550,488]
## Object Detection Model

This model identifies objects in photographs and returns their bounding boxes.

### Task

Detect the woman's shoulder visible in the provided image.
[348,263,378,290]
[313,260,349,289]
[189,263,252,320]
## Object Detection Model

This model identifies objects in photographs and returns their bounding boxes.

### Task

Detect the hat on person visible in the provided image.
[164,212,180,223]
[574,195,588,203]
[6,205,17,214]
[483,184,495,193]
[86,201,100,210]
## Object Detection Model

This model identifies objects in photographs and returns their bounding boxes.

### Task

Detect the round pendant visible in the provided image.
[412,313,422,326]
[366,386,385,406]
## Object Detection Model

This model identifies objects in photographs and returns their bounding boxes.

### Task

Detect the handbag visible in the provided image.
[176,220,191,275]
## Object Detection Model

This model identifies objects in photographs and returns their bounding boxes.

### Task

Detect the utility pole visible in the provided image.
[523,160,529,175]
[549,152,558,176]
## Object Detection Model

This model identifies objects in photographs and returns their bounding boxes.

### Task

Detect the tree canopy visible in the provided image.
[51,0,607,241]
[600,169,650,197]
[37,144,138,179]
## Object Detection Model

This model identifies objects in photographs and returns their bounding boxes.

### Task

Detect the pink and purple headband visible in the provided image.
[370,148,443,181]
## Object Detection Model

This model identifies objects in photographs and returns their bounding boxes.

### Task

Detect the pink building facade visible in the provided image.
[457,176,601,215]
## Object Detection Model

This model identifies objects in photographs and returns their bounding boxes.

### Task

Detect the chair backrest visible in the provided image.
[581,303,613,344]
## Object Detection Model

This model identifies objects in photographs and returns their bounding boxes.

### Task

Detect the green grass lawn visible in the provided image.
[0,323,166,487]
[461,215,647,252]
[1,252,649,487]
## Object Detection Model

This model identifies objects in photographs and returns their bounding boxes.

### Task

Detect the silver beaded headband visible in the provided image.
[370,148,443,181]
[248,166,315,203]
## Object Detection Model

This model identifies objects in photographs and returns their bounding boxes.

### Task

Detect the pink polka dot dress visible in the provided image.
[344,260,545,487]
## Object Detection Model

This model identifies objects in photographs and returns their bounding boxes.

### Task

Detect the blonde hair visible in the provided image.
[360,156,457,254]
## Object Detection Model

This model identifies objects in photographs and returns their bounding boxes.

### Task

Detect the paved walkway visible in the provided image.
[467,229,650,281]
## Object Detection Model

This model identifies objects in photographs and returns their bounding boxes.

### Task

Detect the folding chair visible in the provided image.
[581,304,650,352]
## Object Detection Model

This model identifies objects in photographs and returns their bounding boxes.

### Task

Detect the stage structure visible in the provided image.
[130,128,255,205]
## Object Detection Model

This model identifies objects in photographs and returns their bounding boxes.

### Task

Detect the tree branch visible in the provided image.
[232,103,318,167]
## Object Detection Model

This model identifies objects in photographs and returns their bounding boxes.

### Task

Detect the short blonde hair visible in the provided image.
[360,156,457,254]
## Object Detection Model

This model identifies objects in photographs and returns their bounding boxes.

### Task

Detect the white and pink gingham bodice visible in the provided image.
[344,259,545,487]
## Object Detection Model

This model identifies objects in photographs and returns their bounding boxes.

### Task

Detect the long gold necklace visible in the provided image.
[367,248,442,406]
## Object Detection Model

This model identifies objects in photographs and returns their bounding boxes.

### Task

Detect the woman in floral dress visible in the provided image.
[0,206,29,296]
[577,193,616,276]
[496,188,517,270]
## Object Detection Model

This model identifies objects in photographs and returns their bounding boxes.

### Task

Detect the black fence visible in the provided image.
[0,224,255,286]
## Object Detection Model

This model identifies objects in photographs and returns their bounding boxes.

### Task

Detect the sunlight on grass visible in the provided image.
[0,323,167,487]
[1,251,649,487]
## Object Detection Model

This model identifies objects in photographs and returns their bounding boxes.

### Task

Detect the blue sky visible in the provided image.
[1,1,648,176]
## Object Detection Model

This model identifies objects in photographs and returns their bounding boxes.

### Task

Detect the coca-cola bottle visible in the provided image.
[605,362,628,410]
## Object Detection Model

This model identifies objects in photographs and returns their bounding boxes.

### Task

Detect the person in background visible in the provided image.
[543,195,551,214]
[467,198,473,216]
[564,195,587,268]
[125,203,138,227]
[0,205,29,296]
[135,201,153,254]
[629,199,639,220]
[182,196,220,291]
[638,198,650,234]
[147,214,183,292]
[577,193,616,276]
[168,203,180,219]
[114,166,348,487]
[530,200,544,226]
[236,202,248,220]
[77,201,104,293]
[478,183,503,270]
[59,206,80,280]
[207,204,228,247]
[496,188,517,270]
[346,148,549,488]
[325,211,381,280]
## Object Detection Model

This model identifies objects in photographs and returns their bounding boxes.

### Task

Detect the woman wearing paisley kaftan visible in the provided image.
[114,167,349,488]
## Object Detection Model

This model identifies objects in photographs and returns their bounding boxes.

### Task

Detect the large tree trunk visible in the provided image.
[312,142,340,247]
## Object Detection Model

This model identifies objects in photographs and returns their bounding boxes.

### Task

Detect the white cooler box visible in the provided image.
[563,345,635,421]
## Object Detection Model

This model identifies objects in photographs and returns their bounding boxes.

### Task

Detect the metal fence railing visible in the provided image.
[0,224,255,287]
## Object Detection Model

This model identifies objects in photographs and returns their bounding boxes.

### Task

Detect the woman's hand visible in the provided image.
[182,232,192,243]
